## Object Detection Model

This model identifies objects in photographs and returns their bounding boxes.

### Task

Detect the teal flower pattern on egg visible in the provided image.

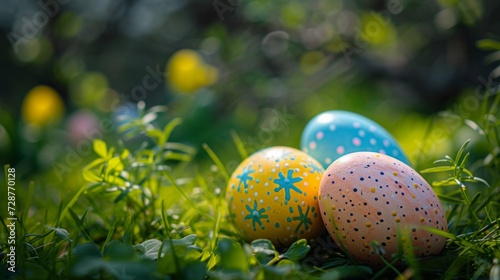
[236,165,255,191]
[226,146,326,248]
[244,200,268,231]
[273,170,303,202]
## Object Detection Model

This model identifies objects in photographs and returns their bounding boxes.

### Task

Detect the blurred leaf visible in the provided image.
[281,239,310,261]
[251,239,278,265]
[145,128,163,142]
[45,225,71,241]
[114,187,133,203]
[181,261,207,280]
[120,149,130,160]
[72,242,101,258]
[82,169,101,182]
[142,112,158,124]
[459,153,471,170]
[477,39,500,50]
[134,239,162,260]
[434,158,455,165]
[71,242,157,279]
[203,143,229,182]
[423,227,458,240]
[438,194,465,204]
[70,256,102,277]
[158,234,203,275]
[462,176,491,188]
[434,178,460,187]
[68,208,92,241]
[87,182,106,192]
[93,139,108,158]
[459,0,483,25]
[230,130,249,160]
[164,142,197,155]
[216,237,248,272]
[455,139,471,166]
[20,262,50,280]
[320,265,372,280]
[276,259,295,267]
[106,157,124,179]
[103,240,136,260]
[464,120,485,136]
[421,166,455,174]
[85,158,106,170]
[469,192,482,208]
[163,151,193,162]
[262,259,298,277]
[161,117,183,147]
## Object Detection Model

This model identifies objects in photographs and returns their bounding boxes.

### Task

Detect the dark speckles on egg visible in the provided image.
[318,152,448,269]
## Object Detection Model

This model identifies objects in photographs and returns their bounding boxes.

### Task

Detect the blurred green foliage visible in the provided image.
[1,0,499,174]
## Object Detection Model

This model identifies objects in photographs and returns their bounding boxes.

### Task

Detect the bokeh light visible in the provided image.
[21,85,64,127]
[167,49,218,94]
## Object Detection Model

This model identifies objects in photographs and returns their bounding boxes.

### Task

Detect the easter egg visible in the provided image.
[318,152,447,269]
[301,111,409,168]
[226,146,325,247]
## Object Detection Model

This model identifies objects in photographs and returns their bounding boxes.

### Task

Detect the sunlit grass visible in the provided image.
[1,89,499,280]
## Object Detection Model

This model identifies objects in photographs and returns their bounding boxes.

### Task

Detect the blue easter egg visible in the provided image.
[300,111,409,167]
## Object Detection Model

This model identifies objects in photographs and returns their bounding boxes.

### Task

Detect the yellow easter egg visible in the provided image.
[22,85,64,126]
[226,146,325,247]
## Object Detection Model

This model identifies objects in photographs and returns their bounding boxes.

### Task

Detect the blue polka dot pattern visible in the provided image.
[301,111,410,168]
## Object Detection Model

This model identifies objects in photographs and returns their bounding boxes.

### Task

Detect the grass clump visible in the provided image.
[1,89,500,280]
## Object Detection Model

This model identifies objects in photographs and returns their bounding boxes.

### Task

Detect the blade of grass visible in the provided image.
[157,117,183,150]
[421,166,455,174]
[202,143,229,182]
[437,194,465,204]
[162,170,213,221]
[101,222,116,255]
[210,210,222,253]
[230,130,249,160]
[455,140,471,165]
[195,167,214,201]
[164,142,197,155]
[22,181,35,222]
[56,185,87,226]
[85,196,112,228]
[68,208,93,241]
[161,199,172,238]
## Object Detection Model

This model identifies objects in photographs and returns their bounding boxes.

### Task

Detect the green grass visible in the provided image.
[1,90,500,279]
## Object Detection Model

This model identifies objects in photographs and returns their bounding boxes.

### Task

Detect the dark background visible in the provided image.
[1,0,499,181]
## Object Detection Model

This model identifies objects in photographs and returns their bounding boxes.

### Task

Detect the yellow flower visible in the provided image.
[22,85,64,126]
[167,49,218,93]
